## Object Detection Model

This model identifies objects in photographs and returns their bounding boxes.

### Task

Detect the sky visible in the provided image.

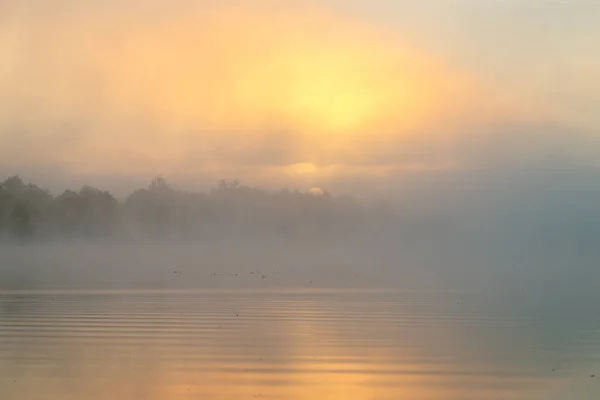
[1,0,599,199]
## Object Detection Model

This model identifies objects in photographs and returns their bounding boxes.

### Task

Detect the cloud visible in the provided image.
[0,0,596,194]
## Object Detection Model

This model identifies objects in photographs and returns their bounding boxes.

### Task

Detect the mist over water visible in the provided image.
[2,246,600,400]
[2,174,600,399]
[3,0,600,398]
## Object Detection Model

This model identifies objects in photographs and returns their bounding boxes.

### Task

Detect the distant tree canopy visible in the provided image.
[0,176,53,239]
[0,175,395,241]
[55,185,118,237]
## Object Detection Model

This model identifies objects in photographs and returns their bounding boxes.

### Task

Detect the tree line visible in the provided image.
[0,175,395,241]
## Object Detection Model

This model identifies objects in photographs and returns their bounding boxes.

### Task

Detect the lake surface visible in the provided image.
[1,244,600,399]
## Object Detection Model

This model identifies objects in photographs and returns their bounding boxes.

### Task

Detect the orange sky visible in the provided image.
[0,0,596,190]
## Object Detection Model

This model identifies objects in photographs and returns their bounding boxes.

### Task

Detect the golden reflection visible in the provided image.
[0,290,566,400]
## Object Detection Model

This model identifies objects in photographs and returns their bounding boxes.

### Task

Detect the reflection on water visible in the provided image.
[1,289,599,399]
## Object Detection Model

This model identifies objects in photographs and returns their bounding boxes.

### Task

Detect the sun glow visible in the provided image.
[0,0,488,177]
[75,3,473,148]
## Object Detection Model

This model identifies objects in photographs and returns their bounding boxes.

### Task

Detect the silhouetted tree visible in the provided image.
[56,186,118,237]
[0,176,54,238]
[0,175,395,241]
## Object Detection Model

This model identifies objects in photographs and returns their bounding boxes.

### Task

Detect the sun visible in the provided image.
[111,3,455,139]
[283,60,379,134]
[32,0,478,176]
[236,14,441,138]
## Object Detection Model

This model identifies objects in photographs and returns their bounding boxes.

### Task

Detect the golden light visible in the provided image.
[67,3,477,155]
[0,0,495,178]
[288,163,318,175]
[308,187,325,196]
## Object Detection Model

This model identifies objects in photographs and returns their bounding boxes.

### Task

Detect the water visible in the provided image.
[1,244,600,399]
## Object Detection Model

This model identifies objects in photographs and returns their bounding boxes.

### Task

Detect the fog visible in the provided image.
[2,162,599,293]
[2,1,600,397]
[3,167,600,399]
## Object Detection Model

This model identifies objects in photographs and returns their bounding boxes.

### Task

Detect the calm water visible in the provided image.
[1,245,600,399]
